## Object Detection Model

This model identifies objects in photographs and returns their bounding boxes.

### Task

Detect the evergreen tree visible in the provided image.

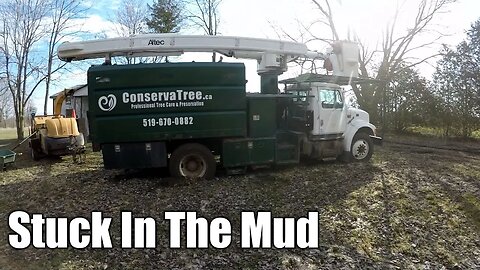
[146,0,184,33]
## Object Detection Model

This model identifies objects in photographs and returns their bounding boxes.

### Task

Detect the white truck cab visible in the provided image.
[285,79,381,162]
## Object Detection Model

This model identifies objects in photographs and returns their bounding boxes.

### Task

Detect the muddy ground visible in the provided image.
[0,136,479,269]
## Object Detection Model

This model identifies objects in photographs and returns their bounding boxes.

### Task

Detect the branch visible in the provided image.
[25,62,67,104]
[393,53,442,75]
[310,0,339,40]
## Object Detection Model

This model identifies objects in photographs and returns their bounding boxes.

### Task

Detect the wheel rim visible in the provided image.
[352,139,369,160]
[179,154,207,178]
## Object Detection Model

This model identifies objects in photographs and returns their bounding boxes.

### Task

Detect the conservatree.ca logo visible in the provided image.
[98,94,117,112]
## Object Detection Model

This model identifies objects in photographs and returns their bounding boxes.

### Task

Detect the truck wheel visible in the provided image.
[169,143,216,179]
[350,133,373,162]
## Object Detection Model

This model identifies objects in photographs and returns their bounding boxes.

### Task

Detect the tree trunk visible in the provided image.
[16,113,24,140]
[44,58,53,115]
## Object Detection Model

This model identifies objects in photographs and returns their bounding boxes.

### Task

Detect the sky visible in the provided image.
[35,0,480,113]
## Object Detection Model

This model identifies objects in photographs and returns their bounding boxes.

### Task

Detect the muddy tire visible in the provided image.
[169,143,216,179]
[350,132,373,162]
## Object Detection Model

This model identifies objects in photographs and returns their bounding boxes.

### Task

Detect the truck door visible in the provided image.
[316,88,347,136]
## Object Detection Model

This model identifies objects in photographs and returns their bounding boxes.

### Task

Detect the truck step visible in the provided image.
[276,159,299,165]
[275,143,299,164]
[276,143,297,150]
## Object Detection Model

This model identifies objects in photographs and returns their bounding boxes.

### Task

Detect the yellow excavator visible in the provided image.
[29,90,85,160]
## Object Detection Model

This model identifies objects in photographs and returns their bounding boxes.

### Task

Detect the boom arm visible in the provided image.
[58,34,359,78]
[58,34,324,60]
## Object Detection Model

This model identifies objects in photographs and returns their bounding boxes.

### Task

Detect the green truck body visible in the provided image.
[88,61,379,176]
[88,63,247,143]
[88,62,300,172]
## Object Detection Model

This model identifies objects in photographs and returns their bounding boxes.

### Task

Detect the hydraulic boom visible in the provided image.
[58,34,359,79]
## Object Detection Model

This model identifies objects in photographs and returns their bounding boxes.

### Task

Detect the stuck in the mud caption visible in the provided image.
[8,211,319,249]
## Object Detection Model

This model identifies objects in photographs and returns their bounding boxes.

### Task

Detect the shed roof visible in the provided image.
[50,84,87,99]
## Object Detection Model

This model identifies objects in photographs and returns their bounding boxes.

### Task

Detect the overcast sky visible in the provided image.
[37,0,480,113]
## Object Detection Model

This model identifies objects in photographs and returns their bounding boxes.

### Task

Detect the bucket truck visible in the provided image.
[58,34,381,178]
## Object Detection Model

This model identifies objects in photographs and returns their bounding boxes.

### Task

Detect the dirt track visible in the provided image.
[0,137,479,269]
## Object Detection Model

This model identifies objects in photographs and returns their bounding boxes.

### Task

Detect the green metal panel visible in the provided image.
[87,62,247,144]
[251,138,275,164]
[247,95,277,138]
[222,139,249,167]
[89,62,246,90]
[102,142,167,169]
[275,131,301,164]
[275,144,299,164]
[90,87,245,115]
[260,73,280,94]
[94,112,246,144]
[222,137,275,167]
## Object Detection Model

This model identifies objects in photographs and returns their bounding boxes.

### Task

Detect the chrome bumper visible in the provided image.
[370,135,383,146]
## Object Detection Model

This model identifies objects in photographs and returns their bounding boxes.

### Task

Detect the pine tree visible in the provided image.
[146,0,184,33]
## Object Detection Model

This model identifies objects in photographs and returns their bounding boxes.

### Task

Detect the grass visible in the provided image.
[0,128,32,148]
[405,126,445,137]
[0,128,19,140]
[405,126,480,139]
[473,130,480,139]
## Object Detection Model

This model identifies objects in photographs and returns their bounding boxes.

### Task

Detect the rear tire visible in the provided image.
[349,133,373,162]
[169,143,216,179]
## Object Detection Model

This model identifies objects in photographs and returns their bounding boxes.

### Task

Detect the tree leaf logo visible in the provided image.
[98,94,117,112]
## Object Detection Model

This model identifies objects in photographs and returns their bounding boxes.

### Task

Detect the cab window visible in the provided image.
[291,90,308,103]
[319,89,343,109]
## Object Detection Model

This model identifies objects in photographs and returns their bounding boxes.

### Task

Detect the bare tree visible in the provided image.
[310,0,339,42]
[300,0,457,125]
[43,0,85,115]
[113,0,148,37]
[110,0,148,64]
[0,81,13,128]
[188,0,222,61]
[0,0,50,139]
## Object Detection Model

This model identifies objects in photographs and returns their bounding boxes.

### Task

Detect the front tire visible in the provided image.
[169,143,216,179]
[350,133,373,162]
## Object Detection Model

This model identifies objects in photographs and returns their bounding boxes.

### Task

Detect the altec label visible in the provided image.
[148,39,165,45]
[98,90,213,112]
